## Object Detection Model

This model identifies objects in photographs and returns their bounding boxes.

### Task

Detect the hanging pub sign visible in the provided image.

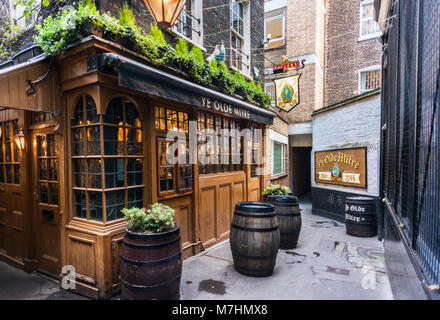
[273,75,301,112]
[314,147,367,188]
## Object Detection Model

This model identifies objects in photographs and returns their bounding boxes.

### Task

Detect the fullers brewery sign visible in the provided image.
[314,147,367,188]
[201,96,250,119]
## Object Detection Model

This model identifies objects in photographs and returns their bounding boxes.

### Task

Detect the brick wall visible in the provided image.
[264,0,325,124]
[263,116,290,189]
[324,0,382,106]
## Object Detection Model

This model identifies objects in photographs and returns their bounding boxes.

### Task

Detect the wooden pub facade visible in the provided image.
[0,34,275,298]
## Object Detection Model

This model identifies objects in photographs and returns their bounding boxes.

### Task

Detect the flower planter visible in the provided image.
[120,223,182,300]
[80,21,103,38]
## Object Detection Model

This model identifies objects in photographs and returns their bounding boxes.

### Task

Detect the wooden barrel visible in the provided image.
[120,223,182,300]
[268,195,302,249]
[230,202,280,277]
[345,197,377,237]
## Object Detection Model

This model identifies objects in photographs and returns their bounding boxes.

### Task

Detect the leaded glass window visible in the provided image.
[72,96,144,223]
[0,119,21,184]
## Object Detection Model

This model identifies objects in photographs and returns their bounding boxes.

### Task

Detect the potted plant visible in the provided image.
[116,2,139,51]
[262,184,292,202]
[120,203,182,300]
[76,0,103,38]
[262,184,301,249]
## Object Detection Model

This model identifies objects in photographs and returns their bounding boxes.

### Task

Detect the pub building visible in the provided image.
[0,33,275,298]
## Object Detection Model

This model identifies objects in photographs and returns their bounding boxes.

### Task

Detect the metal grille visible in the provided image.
[382,0,440,297]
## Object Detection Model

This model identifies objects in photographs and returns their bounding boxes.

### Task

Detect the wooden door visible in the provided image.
[31,128,61,277]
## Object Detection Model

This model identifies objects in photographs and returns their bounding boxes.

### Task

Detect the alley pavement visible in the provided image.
[0,197,393,300]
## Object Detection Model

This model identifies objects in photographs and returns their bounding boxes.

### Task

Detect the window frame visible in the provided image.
[155,105,193,199]
[197,111,245,176]
[9,0,41,33]
[0,119,21,185]
[71,95,145,224]
[230,0,251,75]
[359,0,382,41]
[171,0,204,49]
[264,82,276,106]
[358,65,381,94]
[264,12,286,49]
[271,141,286,176]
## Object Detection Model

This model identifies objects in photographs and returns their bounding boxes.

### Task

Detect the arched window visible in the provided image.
[72,96,144,223]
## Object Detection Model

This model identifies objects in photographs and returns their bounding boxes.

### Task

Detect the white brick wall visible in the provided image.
[311,94,381,197]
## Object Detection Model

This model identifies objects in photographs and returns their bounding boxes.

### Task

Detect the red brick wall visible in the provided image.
[324,0,382,106]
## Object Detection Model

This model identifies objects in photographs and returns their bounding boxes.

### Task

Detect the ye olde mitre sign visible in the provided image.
[273,56,302,112]
[314,147,367,188]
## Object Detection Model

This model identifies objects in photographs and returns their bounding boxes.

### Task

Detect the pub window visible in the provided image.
[197,111,244,175]
[72,96,144,223]
[250,126,263,178]
[155,106,192,197]
[272,141,287,176]
[0,119,21,184]
[32,111,53,124]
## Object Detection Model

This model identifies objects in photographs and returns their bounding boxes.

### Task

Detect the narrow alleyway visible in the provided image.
[181,197,393,300]
[0,198,393,300]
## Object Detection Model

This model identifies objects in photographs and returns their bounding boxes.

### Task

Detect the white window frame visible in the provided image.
[264,82,276,106]
[9,0,41,33]
[358,65,381,94]
[170,0,205,50]
[269,130,288,176]
[359,0,382,41]
[264,11,285,49]
[230,0,251,77]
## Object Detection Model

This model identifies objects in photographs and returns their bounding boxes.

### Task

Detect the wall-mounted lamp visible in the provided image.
[260,33,272,47]
[143,0,188,29]
[14,128,25,151]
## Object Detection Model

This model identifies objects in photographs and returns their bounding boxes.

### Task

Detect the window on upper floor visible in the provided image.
[172,0,203,47]
[264,9,285,49]
[359,0,381,40]
[230,0,250,76]
[359,66,381,93]
[9,0,40,33]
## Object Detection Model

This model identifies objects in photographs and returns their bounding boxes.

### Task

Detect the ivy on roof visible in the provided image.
[33,0,271,109]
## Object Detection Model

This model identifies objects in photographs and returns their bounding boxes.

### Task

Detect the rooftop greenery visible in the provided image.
[33,0,271,109]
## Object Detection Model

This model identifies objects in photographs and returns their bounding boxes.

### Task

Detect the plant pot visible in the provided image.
[120,223,182,300]
[80,21,103,38]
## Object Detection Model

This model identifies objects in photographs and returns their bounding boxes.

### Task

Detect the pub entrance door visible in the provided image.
[31,128,61,277]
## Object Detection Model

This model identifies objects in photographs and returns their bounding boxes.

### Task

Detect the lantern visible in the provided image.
[143,0,188,29]
[14,128,25,151]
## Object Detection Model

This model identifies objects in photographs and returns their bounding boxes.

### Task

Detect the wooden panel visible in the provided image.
[111,235,124,285]
[218,183,232,238]
[198,171,246,249]
[0,207,6,253]
[66,232,97,284]
[161,195,193,247]
[0,60,58,112]
[199,186,216,246]
[233,181,245,221]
